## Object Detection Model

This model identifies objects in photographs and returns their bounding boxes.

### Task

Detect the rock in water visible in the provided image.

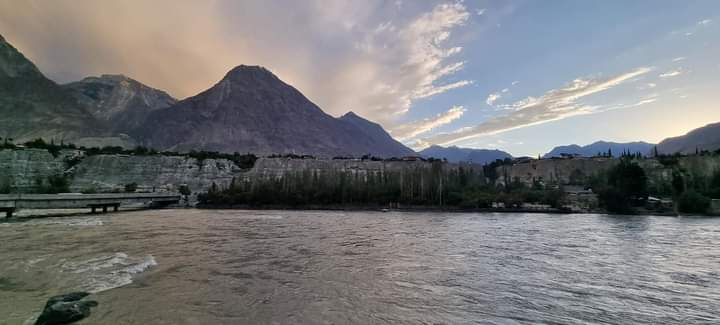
[34,292,98,325]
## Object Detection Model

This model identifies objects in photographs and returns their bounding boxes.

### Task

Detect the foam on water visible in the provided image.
[61,252,157,293]
[0,217,104,227]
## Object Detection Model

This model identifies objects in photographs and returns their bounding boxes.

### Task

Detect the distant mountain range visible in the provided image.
[3,33,719,158]
[657,122,720,154]
[419,145,512,164]
[543,141,656,158]
[0,34,413,157]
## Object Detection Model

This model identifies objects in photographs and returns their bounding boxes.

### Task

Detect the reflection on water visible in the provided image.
[1,210,719,324]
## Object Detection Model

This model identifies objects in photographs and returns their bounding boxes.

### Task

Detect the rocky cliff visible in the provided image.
[0,149,67,191]
[495,157,618,186]
[0,149,459,195]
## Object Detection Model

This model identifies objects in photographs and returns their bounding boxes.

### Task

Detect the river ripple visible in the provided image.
[1,210,719,324]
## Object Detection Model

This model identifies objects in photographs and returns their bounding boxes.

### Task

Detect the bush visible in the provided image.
[598,188,634,214]
[677,190,711,214]
[33,175,70,194]
[124,183,138,193]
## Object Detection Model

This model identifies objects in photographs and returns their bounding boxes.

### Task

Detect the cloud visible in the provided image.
[485,86,513,106]
[672,57,686,62]
[698,19,712,26]
[418,67,653,146]
[486,92,502,106]
[0,0,471,126]
[390,105,465,140]
[659,69,683,78]
[511,81,520,86]
[476,9,486,16]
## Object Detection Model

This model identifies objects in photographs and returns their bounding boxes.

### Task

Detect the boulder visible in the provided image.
[34,292,98,325]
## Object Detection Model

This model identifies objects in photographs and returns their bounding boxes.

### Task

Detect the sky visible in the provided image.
[1,0,719,156]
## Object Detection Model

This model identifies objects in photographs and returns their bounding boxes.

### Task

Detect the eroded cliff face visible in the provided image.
[246,158,445,179]
[0,149,66,191]
[496,156,720,190]
[495,158,618,186]
[70,155,243,193]
[1,149,478,195]
[6,147,718,197]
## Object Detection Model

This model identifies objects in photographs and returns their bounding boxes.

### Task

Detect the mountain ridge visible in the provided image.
[133,65,414,157]
[419,145,512,164]
[0,33,106,142]
[543,141,656,158]
[657,122,720,154]
[63,74,177,134]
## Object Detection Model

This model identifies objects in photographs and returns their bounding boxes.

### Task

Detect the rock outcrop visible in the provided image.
[34,292,98,325]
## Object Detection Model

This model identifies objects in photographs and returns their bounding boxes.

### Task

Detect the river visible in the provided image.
[1,210,718,324]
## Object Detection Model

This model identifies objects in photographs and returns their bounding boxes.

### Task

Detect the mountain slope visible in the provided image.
[63,74,177,134]
[338,112,415,157]
[657,122,720,154]
[0,34,103,142]
[134,65,411,157]
[419,145,512,164]
[543,141,655,158]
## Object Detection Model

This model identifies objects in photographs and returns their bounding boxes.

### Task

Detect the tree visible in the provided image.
[608,159,648,199]
[598,159,648,214]
[677,190,711,214]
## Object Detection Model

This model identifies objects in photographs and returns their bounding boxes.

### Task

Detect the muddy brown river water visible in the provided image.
[1,209,719,324]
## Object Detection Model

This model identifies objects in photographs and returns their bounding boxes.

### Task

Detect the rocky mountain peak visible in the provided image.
[222,65,278,83]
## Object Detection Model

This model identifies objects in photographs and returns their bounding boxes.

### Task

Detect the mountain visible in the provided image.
[657,122,720,154]
[543,141,656,158]
[338,112,415,157]
[0,34,104,142]
[134,65,413,157]
[63,74,177,134]
[419,145,512,164]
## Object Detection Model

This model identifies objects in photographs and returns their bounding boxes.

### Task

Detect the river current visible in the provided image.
[1,209,718,324]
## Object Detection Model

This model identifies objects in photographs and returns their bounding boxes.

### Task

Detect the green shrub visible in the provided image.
[677,190,711,214]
